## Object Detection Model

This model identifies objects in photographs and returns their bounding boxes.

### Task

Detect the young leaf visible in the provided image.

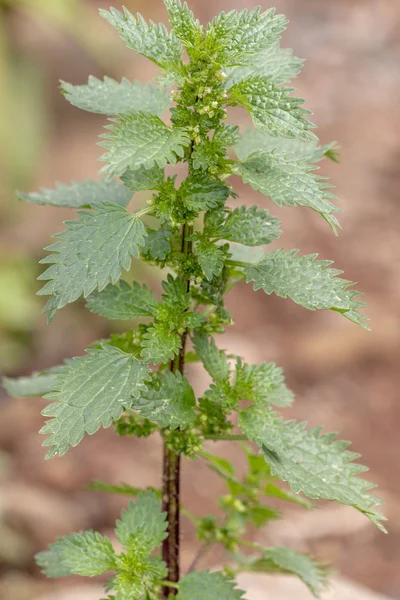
[221,205,281,246]
[99,114,189,178]
[99,6,182,71]
[86,280,158,320]
[38,203,147,321]
[193,333,231,385]
[244,249,368,328]
[239,404,386,532]
[179,173,230,212]
[141,322,181,365]
[17,179,132,209]
[205,8,287,67]
[233,359,293,407]
[230,77,316,141]
[197,241,225,280]
[3,367,61,398]
[50,531,116,577]
[235,150,340,232]
[178,570,245,600]
[41,345,151,458]
[237,547,328,597]
[142,226,173,261]
[36,540,73,579]
[113,557,167,599]
[164,0,203,49]
[121,164,165,192]
[115,490,167,555]
[61,77,170,116]
[132,371,196,429]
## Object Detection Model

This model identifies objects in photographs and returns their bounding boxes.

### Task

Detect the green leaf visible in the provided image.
[197,241,225,280]
[233,359,293,407]
[61,77,170,116]
[17,179,132,209]
[141,322,181,365]
[3,367,61,397]
[164,0,203,50]
[192,333,231,385]
[113,557,167,600]
[115,491,167,554]
[237,547,328,597]
[38,203,147,321]
[239,404,386,531]
[226,43,303,88]
[100,114,189,178]
[213,124,241,148]
[87,480,161,498]
[142,226,173,260]
[205,8,287,67]
[40,345,151,458]
[180,174,230,212]
[132,371,196,429]
[235,150,340,232]
[99,6,182,71]
[178,571,245,600]
[51,531,116,577]
[86,281,157,320]
[235,129,338,164]
[221,205,281,246]
[244,249,368,328]
[121,164,165,192]
[36,541,73,578]
[230,77,316,141]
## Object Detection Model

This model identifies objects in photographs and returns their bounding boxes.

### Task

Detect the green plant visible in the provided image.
[3,2,386,599]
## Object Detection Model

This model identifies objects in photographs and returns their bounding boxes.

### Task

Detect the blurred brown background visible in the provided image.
[0,1,399,599]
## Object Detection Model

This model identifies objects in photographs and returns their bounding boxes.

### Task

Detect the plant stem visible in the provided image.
[204,434,247,441]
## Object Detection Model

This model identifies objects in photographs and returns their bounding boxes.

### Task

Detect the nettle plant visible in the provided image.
[4,2,386,599]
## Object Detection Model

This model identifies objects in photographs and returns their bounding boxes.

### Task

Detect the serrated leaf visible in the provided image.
[180,174,230,212]
[113,557,167,600]
[142,226,173,260]
[115,491,167,554]
[239,404,386,531]
[3,366,61,398]
[245,249,368,328]
[121,164,165,192]
[230,77,316,141]
[99,7,182,71]
[226,43,303,88]
[38,203,147,321]
[178,571,245,600]
[100,114,189,178]
[40,345,151,458]
[205,8,287,67]
[86,280,158,320]
[164,0,203,50]
[61,77,170,116]
[235,129,338,164]
[197,241,225,280]
[235,150,340,232]
[221,205,281,246]
[36,541,73,578]
[132,371,196,429]
[141,322,181,365]
[52,531,116,577]
[192,333,231,385]
[17,179,132,209]
[237,547,328,597]
[233,359,293,407]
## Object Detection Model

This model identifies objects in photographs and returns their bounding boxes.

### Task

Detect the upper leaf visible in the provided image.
[121,164,165,192]
[142,225,173,261]
[179,173,230,213]
[230,77,316,141]
[244,249,368,328]
[48,531,116,577]
[99,6,182,70]
[205,8,287,67]
[132,371,196,429]
[197,241,225,281]
[17,179,132,209]
[36,540,73,578]
[141,322,181,365]
[235,150,340,232]
[61,77,170,116]
[164,0,203,50]
[221,205,281,246]
[233,359,293,407]
[239,404,386,531]
[100,113,189,178]
[177,571,245,600]
[192,332,231,386]
[40,345,151,458]
[38,203,147,321]
[115,490,167,555]
[86,280,158,320]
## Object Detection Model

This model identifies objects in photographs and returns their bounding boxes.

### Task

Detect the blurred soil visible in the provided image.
[0,0,400,598]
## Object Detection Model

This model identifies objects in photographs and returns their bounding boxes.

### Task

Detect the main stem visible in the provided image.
[161,221,192,597]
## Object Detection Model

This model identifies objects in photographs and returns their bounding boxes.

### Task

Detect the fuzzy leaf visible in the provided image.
[205,8,287,67]
[113,557,167,600]
[197,241,225,280]
[100,114,189,178]
[100,6,182,71]
[178,571,245,600]
[239,404,386,531]
[141,323,181,365]
[230,77,316,141]
[36,541,73,578]
[17,179,132,209]
[40,345,151,458]
[3,367,61,398]
[180,174,230,212]
[61,77,170,116]
[233,359,293,407]
[49,531,116,577]
[38,203,147,321]
[193,333,231,385]
[121,164,165,192]
[245,249,368,328]
[115,491,167,555]
[238,547,328,597]
[132,371,196,429]
[86,280,158,320]
[164,0,203,49]
[221,205,281,246]
[235,150,340,232]
[142,226,173,260]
